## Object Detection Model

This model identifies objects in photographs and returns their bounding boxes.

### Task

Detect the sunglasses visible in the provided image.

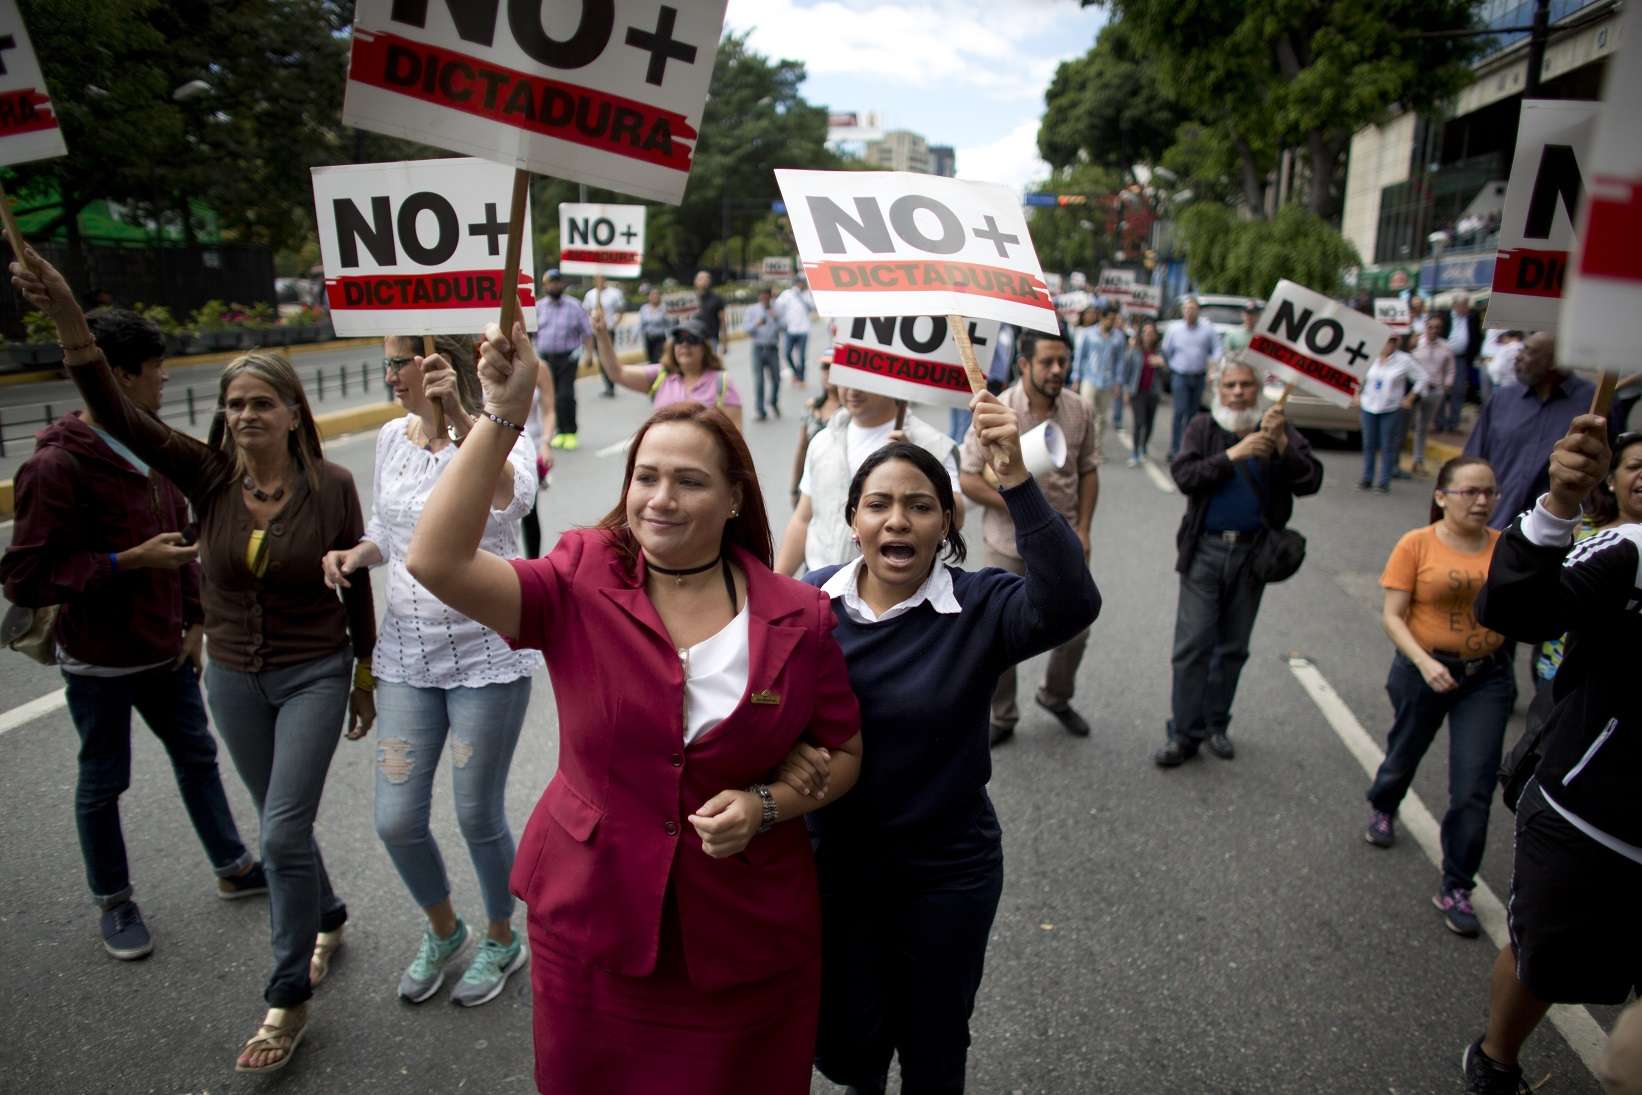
[382,355,415,375]
[672,332,703,347]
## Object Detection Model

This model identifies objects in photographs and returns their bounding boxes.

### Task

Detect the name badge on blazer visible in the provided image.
[750,690,781,706]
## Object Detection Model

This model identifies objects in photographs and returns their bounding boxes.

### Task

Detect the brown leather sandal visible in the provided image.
[235,1004,308,1073]
[310,927,343,986]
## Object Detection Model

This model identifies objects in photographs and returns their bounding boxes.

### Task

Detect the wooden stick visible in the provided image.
[1274,380,1296,409]
[421,333,445,443]
[496,168,531,336]
[894,401,907,431]
[1589,370,1617,418]
[0,179,38,275]
[947,314,988,394]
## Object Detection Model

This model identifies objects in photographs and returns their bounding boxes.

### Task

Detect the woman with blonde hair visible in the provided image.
[13,248,377,1074]
[592,309,743,429]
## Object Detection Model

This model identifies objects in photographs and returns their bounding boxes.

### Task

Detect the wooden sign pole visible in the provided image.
[1589,370,1617,418]
[497,168,531,336]
[0,180,38,275]
[1274,380,1296,409]
[421,333,446,442]
[894,401,908,431]
[948,313,1010,470]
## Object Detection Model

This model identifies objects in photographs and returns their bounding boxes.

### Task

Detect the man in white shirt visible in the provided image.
[1481,330,1523,403]
[583,274,625,398]
[775,389,963,576]
[775,279,813,386]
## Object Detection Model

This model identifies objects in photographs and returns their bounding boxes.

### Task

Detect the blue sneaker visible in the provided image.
[398,919,470,1003]
[217,861,269,900]
[1434,887,1481,937]
[1364,810,1395,848]
[101,900,153,960]
[450,932,527,1008]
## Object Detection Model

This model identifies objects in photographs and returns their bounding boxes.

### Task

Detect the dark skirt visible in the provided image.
[527,894,821,1094]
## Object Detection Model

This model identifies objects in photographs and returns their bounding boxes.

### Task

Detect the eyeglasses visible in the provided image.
[672,333,703,347]
[383,356,415,375]
[1440,487,1498,501]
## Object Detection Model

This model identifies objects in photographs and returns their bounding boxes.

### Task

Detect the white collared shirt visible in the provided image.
[680,605,750,745]
[821,556,962,625]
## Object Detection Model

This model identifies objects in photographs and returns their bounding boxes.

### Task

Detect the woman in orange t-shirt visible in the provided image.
[1363,455,1512,939]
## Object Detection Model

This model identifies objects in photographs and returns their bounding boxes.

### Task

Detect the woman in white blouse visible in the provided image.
[1353,335,1430,494]
[320,334,542,1008]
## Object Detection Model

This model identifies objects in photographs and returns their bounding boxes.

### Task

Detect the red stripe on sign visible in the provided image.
[805,260,1054,312]
[325,270,536,311]
[1248,335,1358,397]
[0,89,61,137]
[349,30,696,172]
[1579,177,1642,282]
[836,343,972,395]
[560,248,641,265]
[1493,247,1568,299]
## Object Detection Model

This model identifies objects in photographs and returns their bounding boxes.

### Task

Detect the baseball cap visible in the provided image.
[542,267,563,282]
[670,317,708,341]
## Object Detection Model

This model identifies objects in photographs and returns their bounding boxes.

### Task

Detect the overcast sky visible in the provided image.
[723,0,1106,194]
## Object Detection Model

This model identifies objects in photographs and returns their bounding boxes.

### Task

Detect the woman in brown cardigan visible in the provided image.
[13,248,376,1073]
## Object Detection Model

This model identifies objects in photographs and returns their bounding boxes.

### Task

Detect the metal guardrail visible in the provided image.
[0,357,393,458]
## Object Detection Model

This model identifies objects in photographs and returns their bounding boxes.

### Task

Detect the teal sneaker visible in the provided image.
[449,932,526,1008]
[398,919,470,1003]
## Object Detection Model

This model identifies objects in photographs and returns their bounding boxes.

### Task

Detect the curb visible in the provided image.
[0,338,382,388]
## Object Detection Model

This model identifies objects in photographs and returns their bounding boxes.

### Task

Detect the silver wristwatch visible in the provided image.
[748,783,778,833]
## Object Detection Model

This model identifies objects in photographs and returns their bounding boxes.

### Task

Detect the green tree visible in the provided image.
[1178,204,1360,297]
[1019,163,1125,274]
[1095,0,1478,220]
[1039,20,1186,179]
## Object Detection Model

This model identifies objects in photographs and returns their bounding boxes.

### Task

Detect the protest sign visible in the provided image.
[1055,290,1091,320]
[661,289,696,320]
[1489,100,1599,331]
[1126,284,1159,319]
[558,202,644,277]
[1098,267,1134,305]
[311,158,536,337]
[761,255,794,279]
[0,0,64,167]
[831,315,1002,410]
[342,0,727,205]
[774,169,1057,334]
[1374,297,1410,333]
[1244,280,1395,408]
[1561,2,1642,372]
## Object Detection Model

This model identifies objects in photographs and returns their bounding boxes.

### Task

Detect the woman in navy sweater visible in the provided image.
[790,391,1101,1093]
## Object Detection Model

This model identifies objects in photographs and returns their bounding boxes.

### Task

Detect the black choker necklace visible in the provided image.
[646,554,722,587]
[242,475,285,503]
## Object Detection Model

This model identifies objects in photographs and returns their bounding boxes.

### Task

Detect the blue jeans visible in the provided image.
[1130,389,1160,459]
[1441,358,1471,431]
[1168,371,1206,458]
[1169,535,1266,744]
[783,330,808,382]
[62,662,252,908]
[207,649,352,1007]
[751,342,781,416]
[373,677,531,924]
[1366,652,1515,892]
[1360,409,1398,487]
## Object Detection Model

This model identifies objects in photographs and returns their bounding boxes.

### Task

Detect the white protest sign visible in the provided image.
[661,289,696,320]
[760,255,794,279]
[1562,1,1642,372]
[1126,284,1159,318]
[1374,297,1410,332]
[0,0,65,165]
[774,169,1057,333]
[558,202,644,277]
[1098,267,1135,303]
[1489,100,1599,331]
[342,0,729,205]
[1245,279,1395,408]
[311,158,536,337]
[1055,290,1091,319]
[831,315,1003,410]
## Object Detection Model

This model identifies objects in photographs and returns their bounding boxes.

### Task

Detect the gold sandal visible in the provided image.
[235,1004,308,1073]
[310,928,343,986]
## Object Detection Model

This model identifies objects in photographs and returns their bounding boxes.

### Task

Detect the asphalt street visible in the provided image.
[0,323,1616,1094]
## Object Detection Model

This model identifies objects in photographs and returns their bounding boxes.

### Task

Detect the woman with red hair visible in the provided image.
[407,321,863,1094]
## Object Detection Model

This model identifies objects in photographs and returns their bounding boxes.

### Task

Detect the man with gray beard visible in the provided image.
[1155,359,1324,767]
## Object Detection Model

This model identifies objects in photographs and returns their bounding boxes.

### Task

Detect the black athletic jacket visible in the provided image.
[1476,513,1641,848]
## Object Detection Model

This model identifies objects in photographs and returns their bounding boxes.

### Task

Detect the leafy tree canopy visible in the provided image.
[1178,203,1360,297]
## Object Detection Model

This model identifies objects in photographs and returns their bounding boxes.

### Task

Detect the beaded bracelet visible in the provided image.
[484,411,526,434]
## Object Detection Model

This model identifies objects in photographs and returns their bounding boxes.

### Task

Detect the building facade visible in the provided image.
[865,129,933,174]
[1339,0,1619,298]
[928,145,956,178]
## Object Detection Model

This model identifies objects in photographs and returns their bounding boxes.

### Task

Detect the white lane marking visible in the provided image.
[596,435,635,459]
[1285,655,1608,1080]
[1112,425,1175,494]
[0,687,66,737]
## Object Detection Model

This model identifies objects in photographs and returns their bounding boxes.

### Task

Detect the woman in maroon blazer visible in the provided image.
[407,321,863,1094]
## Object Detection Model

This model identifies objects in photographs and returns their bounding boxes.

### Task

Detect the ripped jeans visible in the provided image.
[373,677,531,924]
